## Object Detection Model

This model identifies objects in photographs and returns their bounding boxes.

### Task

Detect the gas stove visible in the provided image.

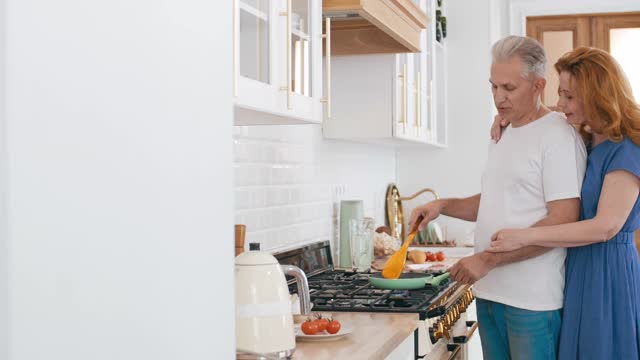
[275,241,461,320]
[301,269,449,316]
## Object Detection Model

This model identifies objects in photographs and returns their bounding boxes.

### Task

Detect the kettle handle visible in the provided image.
[281,265,311,315]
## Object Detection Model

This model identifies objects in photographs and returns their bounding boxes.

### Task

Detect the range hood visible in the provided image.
[323,0,429,55]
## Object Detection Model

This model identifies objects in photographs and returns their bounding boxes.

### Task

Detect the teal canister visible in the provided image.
[339,200,364,268]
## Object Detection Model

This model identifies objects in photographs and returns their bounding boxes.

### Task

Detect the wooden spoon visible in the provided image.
[382,216,423,279]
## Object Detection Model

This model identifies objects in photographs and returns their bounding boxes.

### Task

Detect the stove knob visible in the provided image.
[442,323,450,339]
[433,322,444,341]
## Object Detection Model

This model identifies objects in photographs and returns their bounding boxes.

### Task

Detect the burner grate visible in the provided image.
[291,270,451,315]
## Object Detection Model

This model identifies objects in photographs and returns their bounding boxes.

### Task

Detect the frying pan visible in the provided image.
[368,272,450,290]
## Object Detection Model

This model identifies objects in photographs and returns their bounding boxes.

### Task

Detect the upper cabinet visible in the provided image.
[323,0,448,147]
[233,0,326,125]
[323,0,428,55]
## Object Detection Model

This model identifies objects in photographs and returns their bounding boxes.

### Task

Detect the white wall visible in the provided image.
[234,125,395,255]
[396,0,494,244]
[2,0,234,359]
[0,0,8,357]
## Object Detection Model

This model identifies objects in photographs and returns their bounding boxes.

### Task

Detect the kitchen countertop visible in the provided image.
[371,247,475,272]
[293,312,419,360]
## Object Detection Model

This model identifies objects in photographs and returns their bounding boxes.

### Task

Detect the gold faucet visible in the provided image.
[398,188,440,202]
[386,184,439,240]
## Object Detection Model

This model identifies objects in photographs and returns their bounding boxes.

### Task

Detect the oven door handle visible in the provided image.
[453,321,478,344]
[445,344,462,359]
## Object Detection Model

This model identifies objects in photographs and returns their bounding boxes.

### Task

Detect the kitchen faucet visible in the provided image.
[386,184,439,240]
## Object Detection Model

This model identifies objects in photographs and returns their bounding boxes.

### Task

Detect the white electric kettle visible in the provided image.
[235,243,311,359]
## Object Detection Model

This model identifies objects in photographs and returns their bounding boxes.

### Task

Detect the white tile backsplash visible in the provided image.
[234,124,396,253]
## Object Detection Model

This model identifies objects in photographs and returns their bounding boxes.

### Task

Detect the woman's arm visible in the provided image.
[489,170,640,251]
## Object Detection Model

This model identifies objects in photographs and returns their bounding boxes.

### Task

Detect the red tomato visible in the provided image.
[316,318,329,332]
[426,253,437,262]
[436,252,445,261]
[301,320,319,335]
[326,320,341,334]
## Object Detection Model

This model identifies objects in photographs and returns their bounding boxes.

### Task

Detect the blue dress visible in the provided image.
[559,137,640,359]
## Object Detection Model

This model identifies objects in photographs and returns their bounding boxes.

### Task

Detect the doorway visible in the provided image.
[527,12,640,107]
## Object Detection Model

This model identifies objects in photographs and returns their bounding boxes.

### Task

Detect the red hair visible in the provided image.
[555,47,640,145]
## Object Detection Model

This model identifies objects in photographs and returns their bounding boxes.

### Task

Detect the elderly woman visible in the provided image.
[489,47,640,359]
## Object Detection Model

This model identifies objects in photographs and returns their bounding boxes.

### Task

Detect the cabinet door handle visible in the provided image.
[429,79,434,139]
[416,70,421,135]
[398,63,407,133]
[233,0,239,97]
[279,0,292,109]
[320,17,331,118]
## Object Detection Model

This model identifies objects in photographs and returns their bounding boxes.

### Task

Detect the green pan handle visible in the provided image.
[427,272,450,286]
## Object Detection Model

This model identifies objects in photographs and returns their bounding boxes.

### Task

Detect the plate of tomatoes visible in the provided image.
[295,316,352,342]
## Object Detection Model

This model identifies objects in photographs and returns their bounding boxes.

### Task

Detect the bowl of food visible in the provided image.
[373,230,400,256]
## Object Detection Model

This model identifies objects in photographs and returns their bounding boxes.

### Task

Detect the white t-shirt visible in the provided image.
[473,111,587,311]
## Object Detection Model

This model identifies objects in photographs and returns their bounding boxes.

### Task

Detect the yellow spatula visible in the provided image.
[382,216,423,279]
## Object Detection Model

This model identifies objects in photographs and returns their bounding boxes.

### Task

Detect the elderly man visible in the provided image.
[409,36,586,359]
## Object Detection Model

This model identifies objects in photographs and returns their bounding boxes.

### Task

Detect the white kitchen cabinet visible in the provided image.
[233,0,325,125]
[429,0,448,147]
[385,334,415,360]
[322,0,447,147]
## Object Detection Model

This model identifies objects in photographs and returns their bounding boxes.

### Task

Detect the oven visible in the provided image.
[422,283,478,360]
[276,241,478,360]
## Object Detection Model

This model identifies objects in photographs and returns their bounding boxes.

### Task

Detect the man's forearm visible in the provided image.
[481,245,549,267]
[440,194,481,222]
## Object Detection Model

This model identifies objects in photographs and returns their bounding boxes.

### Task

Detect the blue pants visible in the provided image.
[476,298,561,360]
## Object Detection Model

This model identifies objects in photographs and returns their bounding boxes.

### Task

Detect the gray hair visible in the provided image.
[492,35,546,79]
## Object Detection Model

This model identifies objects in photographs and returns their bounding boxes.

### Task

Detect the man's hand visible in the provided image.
[490,114,510,143]
[409,200,444,231]
[449,252,496,285]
